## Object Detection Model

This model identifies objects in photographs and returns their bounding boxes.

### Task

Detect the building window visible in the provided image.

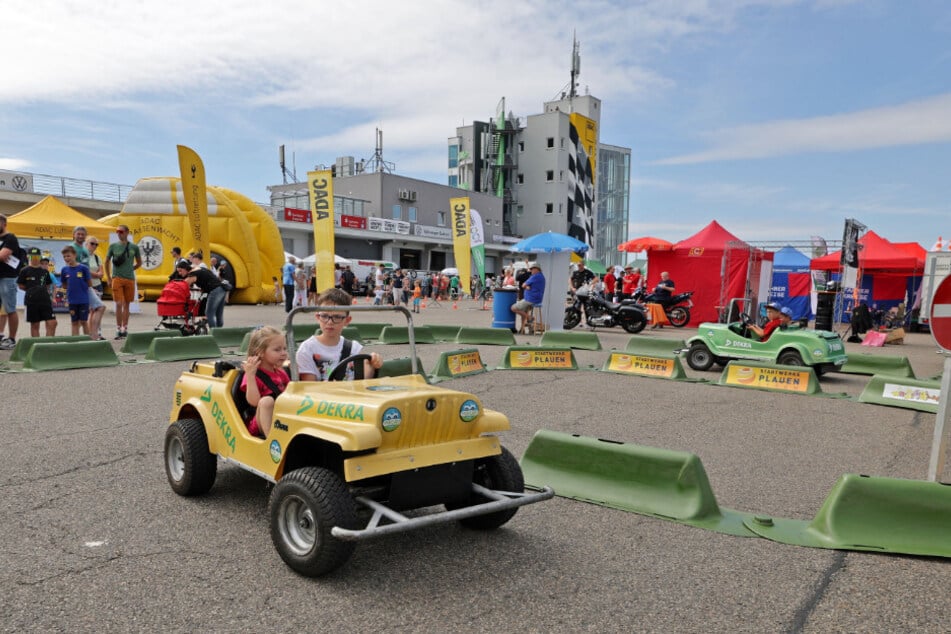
[437,211,447,226]
[545,203,553,214]
[559,170,564,181]
[560,137,565,148]
[546,170,554,182]
[392,204,401,220]
[448,144,459,168]
[518,141,524,152]
[408,206,417,223]
[517,173,524,184]
[546,137,554,148]
[448,175,458,188]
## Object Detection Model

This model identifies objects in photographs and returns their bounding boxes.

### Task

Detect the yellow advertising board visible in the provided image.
[506,349,575,370]
[446,350,486,376]
[605,353,676,378]
[308,170,335,292]
[449,196,471,295]
[723,364,811,393]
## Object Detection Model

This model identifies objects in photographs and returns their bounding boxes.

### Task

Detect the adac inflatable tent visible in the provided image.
[768,246,813,320]
[810,230,925,319]
[100,177,284,304]
[646,220,771,324]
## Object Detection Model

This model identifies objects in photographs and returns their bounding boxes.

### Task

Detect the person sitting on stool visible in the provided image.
[511,262,545,333]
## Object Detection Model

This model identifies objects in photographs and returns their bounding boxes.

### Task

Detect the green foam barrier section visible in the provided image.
[375,356,428,382]
[10,335,90,362]
[539,330,602,350]
[717,360,826,396]
[286,323,320,344]
[857,374,940,413]
[210,326,255,348]
[600,351,689,380]
[23,340,119,371]
[744,474,951,558]
[239,331,252,353]
[427,324,462,342]
[840,353,915,378]
[520,429,756,537]
[378,325,435,344]
[340,326,364,343]
[455,327,517,346]
[349,322,389,341]
[624,335,687,356]
[145,335,222,361]
[496,346,578,370]
[120,330,182,354]
[429,348,488,382]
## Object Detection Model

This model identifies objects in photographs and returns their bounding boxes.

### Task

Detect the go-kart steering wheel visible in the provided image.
[739,312,751,325]
[327,353,373,381]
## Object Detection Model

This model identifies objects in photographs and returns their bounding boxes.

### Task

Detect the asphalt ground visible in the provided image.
[1,297,949,632]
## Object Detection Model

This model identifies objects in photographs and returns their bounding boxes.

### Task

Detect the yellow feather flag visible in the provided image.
[177,145,210,260]
[308,170,336,292]
[450,196,471,295]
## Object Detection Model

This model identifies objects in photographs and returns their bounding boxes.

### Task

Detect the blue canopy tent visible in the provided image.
[769,246,813,319]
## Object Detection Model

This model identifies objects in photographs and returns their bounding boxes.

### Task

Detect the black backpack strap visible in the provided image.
[341,338,353,359]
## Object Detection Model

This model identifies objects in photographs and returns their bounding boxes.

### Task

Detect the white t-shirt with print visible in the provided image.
[296,336,365,381]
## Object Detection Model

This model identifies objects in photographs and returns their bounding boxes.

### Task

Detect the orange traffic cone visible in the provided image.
[452,301,458,310]
[421,299,427,309]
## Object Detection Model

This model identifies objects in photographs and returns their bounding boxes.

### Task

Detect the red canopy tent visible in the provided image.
[647,220,770,323]
[810,230,923,272]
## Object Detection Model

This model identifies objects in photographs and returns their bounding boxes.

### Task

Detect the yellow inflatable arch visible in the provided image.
[100,177,284,303]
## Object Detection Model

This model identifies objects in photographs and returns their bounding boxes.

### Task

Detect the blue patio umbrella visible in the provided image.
[509,232,589,254]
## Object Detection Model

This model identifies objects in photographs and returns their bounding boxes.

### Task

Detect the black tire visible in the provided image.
[777,350,804,366]
[563,308,582,330]
[269,467,358,577]
[619,311,647,334]
[686,342,715,371]
[164,418,217,496]
[450,447,524,530]
[667,306,690,328]
[713,356,729,368]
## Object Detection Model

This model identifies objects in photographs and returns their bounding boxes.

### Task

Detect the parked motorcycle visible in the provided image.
[564,288,647,333]
[626,288,694,328]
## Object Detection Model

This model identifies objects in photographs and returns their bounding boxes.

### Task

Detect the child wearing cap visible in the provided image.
[749,302,784,341]
[16,247,57,337]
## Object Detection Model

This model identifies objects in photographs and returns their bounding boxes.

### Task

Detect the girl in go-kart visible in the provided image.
[241,326,290,437]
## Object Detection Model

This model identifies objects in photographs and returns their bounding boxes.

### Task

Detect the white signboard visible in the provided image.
[0,170,33,193]
[368,217,410,235]
[414,224,452,240]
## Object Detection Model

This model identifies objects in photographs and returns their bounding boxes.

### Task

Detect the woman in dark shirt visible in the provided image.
[176,261,226,328]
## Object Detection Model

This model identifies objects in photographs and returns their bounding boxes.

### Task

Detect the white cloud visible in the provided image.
[0,158,32,170]
[655,93,951,164]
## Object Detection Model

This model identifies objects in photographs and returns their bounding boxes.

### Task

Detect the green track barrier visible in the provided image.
[600,351,690,380]
[23,340,119,371]
[429,348,488,382]
[841,353,915,378]
[340,326,364,343]
[455,327,517,346]
[624,335,687,356]
[539,330,602,350]
[10,335,90,362]
[744,474,951,558]
[349,322,388,341]
[378,325,435,344]
[239,331,252,353]
[375,356,428,381]
[496,346,578,370]
[717,360,832,396]
[210,326,255,348]
[287,323,320,344]
[427,324,462,342]
[857,375,940,413]
[145,335,222,361]
[120,330,182,354]
[521,429,756,537]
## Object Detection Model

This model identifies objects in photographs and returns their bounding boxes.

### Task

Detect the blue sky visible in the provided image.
[1,0,948,250]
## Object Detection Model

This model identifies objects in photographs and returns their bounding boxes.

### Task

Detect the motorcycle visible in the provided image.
[626,288,694,328]
[564,288,647,333]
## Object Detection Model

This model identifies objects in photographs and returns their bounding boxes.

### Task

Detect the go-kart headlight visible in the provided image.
[381,407,402,432]
[812,349,824,357]
[459,399,480,422]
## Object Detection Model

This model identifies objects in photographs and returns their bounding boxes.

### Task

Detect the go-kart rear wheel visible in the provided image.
[667,306,690,328]
[164,418,217,496]
[269,467,357,577]
[449,446,524,530]
[777,350,804,366]
[686,342,715,371]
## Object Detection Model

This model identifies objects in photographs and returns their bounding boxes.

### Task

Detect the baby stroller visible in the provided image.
[156,280,208,335]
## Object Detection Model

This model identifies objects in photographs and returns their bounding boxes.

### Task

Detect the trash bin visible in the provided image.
[815,290,837,331]
[491,288,518,332]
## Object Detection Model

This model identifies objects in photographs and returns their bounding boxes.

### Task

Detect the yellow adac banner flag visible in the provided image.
[177,145,211,260]
[308,170,335,292]
[450,196,471,295]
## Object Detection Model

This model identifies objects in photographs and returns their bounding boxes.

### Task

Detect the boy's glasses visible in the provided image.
[316,313,347,323]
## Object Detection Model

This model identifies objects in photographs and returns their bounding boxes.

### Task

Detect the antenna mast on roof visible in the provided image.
[279,145,298,184]
[569,32,580,99]
[363,128,395,174]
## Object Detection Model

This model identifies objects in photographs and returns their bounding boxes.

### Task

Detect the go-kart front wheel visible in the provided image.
[686,342,715,371]
[269,467,358,577]
[777,350,804,366]
[164,418,217,496]
[448,446,524,530]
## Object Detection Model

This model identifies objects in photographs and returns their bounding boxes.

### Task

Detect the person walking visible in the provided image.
[0,214,22,349]
[104,224,141,339]
[282,257,296,312]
